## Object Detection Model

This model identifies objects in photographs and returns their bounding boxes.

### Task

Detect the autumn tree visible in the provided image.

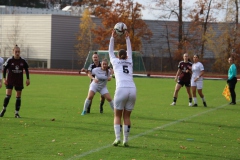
[190,0,240,73]
[149,0,187,62]
[211,0,240,72]
[187,0,222,59]
[224,0,240,51]
[190,0,240,74]
[89,0,152,51]
[207,24,232,73]
[75,9,96,62]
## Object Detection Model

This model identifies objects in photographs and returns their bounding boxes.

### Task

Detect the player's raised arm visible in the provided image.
[125,31,132,60]
[109,30,117,59]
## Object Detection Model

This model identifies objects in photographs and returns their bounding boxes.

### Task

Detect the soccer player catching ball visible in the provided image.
[109,30,136,147]
[0,45,30,118]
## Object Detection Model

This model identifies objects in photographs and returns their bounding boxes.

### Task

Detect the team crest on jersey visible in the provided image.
[20,63,23,66]
[12,65,22,73]
[11,63,14,65]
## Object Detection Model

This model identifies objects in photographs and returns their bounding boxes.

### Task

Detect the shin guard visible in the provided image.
[3,95,11,108]
[15,97,21,111]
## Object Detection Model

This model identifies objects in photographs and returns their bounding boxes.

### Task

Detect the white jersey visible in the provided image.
[91,67,110,90]
[191,62,204,81]
[108,37,136,88]
[0,57,4,79]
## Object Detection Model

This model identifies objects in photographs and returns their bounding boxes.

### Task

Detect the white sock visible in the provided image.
[109,100,114,111]
[83,99,91,111]
[123,125,131,143]
[114,124,121,141]
[15,111,19,114]
[202,97,206,102]
[193,97,197,104]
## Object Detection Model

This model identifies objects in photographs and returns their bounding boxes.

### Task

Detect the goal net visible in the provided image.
[83,50,146,74]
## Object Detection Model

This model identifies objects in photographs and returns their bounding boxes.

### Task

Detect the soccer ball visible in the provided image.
[114,22,127,36]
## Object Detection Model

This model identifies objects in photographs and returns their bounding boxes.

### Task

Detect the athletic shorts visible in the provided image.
[89,83,109,95]
[6,85,23,91]
[114,87,136,111]
[191,79,203,89]
[178,80,191,87]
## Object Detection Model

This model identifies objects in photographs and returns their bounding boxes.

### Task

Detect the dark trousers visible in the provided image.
[228,77,237,103]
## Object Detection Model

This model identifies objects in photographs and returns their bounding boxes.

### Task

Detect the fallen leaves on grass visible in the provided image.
[58,153,64,156]
[180,145,187,149]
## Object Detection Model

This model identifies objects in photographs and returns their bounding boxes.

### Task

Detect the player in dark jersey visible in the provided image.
[81,52,113,113]
[170,53,192,106]
[0,45,30,118]
[0,57,4,88]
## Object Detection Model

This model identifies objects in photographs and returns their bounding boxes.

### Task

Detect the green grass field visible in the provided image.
[0,74,239,160]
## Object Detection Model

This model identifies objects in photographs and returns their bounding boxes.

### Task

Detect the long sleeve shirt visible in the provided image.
[108,36,135,89]
[228,64,237,80]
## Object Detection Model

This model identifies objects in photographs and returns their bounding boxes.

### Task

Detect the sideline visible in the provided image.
[30,70,239,80]
[66,102,232,160]
[133,74,229,80]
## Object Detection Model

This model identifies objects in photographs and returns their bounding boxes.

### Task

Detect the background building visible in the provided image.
[0,5,215,72]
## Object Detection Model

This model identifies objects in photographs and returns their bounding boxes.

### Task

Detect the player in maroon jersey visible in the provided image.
[0,45,30,118]
[0,57,4,88]
[170,53,193,106]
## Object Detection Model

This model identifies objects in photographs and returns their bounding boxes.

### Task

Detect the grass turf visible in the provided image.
[0,74,239,160]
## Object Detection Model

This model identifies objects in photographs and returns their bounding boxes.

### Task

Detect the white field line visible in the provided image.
[66,102,231,160]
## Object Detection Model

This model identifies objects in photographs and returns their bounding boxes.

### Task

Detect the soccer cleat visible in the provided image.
[15,113,21,118]
[203,102,207,107]
[189,102,192,107]
[100,106,103,113]
[81,111,86,115]
[192,104,198,107]
[229,102,236,105]
[0,109,6,117]
[112,140,121,146]
[123,142,129,147]
[170,102,176,106]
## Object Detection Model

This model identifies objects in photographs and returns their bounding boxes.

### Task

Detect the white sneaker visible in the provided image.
[189,102,192,106]
[170,102,176,105]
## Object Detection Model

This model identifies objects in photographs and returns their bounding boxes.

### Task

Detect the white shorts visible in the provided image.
[114,87,136,111]
[191,79,203,90]
[89,83,109,95]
